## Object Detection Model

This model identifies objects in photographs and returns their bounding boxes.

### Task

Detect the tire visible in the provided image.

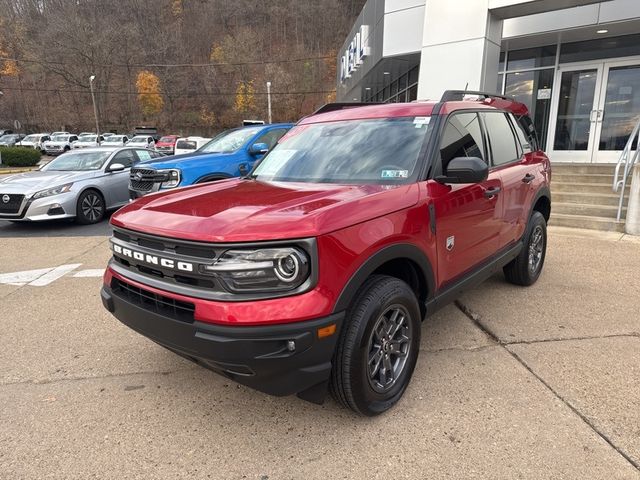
[330,275,421,416]
[503,211,547,286]
[76,189,105,225]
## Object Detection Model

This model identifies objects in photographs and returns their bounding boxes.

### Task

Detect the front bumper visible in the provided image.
[101,280,343,399]
[0,191,77,221]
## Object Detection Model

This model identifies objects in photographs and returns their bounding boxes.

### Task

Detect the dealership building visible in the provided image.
[337,0,640,233]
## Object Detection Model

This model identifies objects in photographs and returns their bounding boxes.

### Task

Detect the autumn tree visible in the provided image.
[136,71,164,118]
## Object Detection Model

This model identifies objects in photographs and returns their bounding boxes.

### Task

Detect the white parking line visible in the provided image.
[0,264,104,286]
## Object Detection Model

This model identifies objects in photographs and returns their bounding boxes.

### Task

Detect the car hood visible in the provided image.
[111,178,420,242]
[0,170,96,194]
[136,151,226,169]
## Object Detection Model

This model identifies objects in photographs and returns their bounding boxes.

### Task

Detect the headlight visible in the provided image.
[33,183,73,199]
[159,169,181,188]
[202,247,310,293]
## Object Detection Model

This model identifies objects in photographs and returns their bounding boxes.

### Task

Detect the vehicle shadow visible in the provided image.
[0,211,114,238]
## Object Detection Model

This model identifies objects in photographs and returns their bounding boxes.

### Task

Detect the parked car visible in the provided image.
[0,147,161,224]
[72,135,105,149]
[102,133,115,138]
[78,132,95,138]
[0,134,26,147]
[43,134,79,155]
[102,92,552,415]
[50,131,70,137]
[154,135,179,155]
[127,135,155,149]
[128,124,291,198]
[173,136,212,156]
[102,135,129,147]
[0,129,13,137]
[17,133,50,152]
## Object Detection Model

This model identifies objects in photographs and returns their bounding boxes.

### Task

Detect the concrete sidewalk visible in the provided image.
[0,226,638,479]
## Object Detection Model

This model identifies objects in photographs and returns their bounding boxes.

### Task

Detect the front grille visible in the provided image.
[111,277,195,323]
[129,168,169,192]
[0,194,24,214]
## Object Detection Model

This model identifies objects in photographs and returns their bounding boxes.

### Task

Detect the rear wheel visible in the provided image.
[503,211,547,286]
[330,275,421,416]
[76,190,105,225]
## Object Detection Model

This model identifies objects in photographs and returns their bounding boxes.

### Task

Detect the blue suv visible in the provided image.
[129,123,292,198]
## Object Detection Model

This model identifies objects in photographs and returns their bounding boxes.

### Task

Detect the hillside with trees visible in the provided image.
[0,0,365,134]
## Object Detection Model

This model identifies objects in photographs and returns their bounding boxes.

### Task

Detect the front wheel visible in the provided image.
[330,275,421,416]
[76,190,105,225]
[503,211,547,286]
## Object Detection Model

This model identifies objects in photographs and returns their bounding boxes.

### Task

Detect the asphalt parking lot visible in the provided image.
[1,222,639,479]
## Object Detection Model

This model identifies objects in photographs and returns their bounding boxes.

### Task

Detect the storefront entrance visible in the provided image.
[548,58,640,163]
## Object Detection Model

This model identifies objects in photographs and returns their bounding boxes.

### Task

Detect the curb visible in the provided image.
[0,167,37,175]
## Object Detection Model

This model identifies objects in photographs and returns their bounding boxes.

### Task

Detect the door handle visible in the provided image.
[522,173,535,184]
[484,187,501,198]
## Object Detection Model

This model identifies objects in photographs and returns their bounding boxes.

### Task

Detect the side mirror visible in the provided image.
[436,157,488,184]
[249,142,269,155]
[108,163,126,173]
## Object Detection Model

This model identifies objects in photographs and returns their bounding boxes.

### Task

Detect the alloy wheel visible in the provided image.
[528,225,544,274]
[81,193,103,222]
[366,305,412,393]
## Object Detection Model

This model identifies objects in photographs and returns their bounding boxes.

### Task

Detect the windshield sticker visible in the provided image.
[381,170,409,179]
[413,116,430,128]
[257,149,297,176]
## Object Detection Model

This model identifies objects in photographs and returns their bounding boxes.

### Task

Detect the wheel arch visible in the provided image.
[195,172,234,184]
[333,243,435,319]
[530,186,551,222]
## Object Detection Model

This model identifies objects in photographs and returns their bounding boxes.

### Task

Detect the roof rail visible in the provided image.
[313,102,382,115]
[440,90,512,102]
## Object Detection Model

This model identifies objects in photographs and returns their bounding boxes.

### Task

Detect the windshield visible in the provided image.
[129,137,146,143]
[22,135,36,142]
[199,127,261,154]
[252,117,430,184]
[51,135,69,142]
[159,136,175,143]
[105,136,124,142]
[80,135,98,142]
[44,151,111,171]
[1,134,20,141]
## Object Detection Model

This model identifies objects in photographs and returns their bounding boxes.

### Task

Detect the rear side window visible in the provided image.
[439,113,485,171]
[481,112,519,166]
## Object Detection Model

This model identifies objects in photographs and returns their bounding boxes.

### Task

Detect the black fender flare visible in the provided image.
[332,243,436,313]
[528,185,551,220]
[195,173,233,184]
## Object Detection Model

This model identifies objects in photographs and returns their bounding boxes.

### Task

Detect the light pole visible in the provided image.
[266,81,272,124]
[89,75,100,141]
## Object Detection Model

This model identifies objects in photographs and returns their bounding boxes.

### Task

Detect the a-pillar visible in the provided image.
[417,0,503,101]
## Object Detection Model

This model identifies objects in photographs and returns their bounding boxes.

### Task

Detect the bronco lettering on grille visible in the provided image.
[113,244,194,272]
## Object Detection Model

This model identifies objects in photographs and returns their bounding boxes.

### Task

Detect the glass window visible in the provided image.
[507,45,556,71]
[560,34,640,64]
[553,69,597,151]
[390,80,398,96]
[200,126,263,153]
[505,68,554,148]
[398,73,408,91]
[408,84,418,102]
[599,65,640,151]
[252,117,430,184]
[497,74,504,94]
[43,151,111,171]
[113,149,137,167]
[439,113,485,172]
[508,113,532,154]
[254,128,289,149]
[408,66,419,85]
[499,52,505,72]
[482,112,519,166]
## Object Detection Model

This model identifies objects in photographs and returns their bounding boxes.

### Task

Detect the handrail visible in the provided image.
[613,117,640,222]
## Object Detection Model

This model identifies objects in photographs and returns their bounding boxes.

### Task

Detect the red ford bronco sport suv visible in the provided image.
[102,91,551,416]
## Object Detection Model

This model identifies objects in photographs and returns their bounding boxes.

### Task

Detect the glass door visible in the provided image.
[592,60,640,163]
[548,64,604,162]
